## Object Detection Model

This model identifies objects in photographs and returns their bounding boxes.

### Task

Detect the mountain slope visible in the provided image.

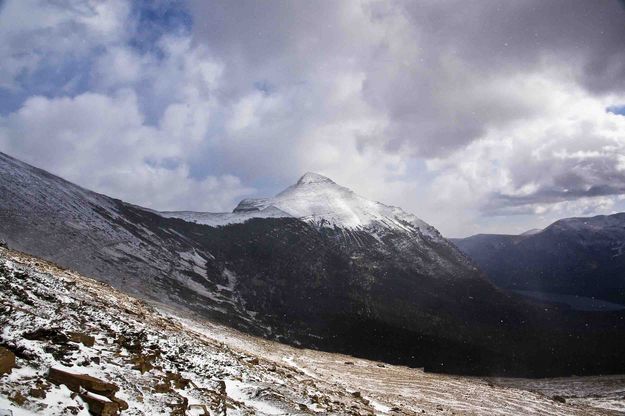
[164,171,474,282]
[2,152,625,377]
[3,246,617,416]
[0,152,260,332]
[452,213,625,305]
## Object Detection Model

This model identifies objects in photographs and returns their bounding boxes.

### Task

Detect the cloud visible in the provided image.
[0,0,253,211]
[189,0,625,158]
[0,90,252,211]
[1,0,625,236]
[0,92,253,210]
[423,75,625,232]
[0,0,131,92]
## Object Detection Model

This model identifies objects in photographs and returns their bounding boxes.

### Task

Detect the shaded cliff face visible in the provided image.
[453,215,625,306]
[1,151,625,377]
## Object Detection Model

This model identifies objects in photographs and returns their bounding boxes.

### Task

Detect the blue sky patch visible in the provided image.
[129,0,192,56]
[607,105,625,115]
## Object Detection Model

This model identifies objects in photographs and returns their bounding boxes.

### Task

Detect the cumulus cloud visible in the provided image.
[0,0,131,91]
[1,0,625,235]
[421,75,625,234]
[190,0,625,157]
[0,91,252,210]
[0,0,252,211]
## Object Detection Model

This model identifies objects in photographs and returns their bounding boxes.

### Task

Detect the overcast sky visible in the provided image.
[1,0,625,237]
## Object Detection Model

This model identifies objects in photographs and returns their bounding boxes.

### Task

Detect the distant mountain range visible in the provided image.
[453,214,625,307]
[1,151,624,377]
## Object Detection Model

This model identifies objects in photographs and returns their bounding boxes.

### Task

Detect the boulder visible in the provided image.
[130,356,153,374]
[166,395,188,416]
[154,382,172,394]
[47,368,127,414]
[111,397,129,411]
[2,344,35,361]
[0,347,16,376]
[245,357,259,365]
[129,352,159,374]
[115,334,143,354]
[28,388,46,399]
[79,391,120,416]
[48,368,119,397]
[188,404,210,415]
[9,392,26,406]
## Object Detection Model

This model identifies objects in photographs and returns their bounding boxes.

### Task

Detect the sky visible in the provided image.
[1,0,625,237]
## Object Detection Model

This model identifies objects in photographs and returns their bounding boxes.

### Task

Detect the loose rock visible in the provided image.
[0,347,16,376]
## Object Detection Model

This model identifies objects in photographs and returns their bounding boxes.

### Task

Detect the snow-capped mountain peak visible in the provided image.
[296,171,335,185]
[164,172,441,240]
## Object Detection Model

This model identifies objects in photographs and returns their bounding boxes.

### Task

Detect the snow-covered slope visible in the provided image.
[1,247,619,416]
[163,172,442,240]
[163,171,475,289]
[160,205,292,227]
[0,246,395,415]
[0,152,260,332]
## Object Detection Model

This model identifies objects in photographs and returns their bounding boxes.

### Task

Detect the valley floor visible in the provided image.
[0,246,623,415]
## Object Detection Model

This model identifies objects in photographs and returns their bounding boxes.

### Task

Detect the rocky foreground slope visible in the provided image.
[1,246,622,416]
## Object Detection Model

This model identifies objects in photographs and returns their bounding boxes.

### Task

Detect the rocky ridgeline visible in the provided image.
[0,247,386,415]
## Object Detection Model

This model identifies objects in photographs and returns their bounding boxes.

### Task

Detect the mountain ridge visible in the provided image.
[0,151,511,372]
[168,171,444,244]
[2,151,625,377]
[453,212,625,305]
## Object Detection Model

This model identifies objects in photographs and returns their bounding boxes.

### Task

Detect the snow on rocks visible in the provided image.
[0,246,619,416]
[0,247,387,415]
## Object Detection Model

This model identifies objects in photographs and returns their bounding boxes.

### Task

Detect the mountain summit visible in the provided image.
[296,171,335,185]
[168,172,440,240]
